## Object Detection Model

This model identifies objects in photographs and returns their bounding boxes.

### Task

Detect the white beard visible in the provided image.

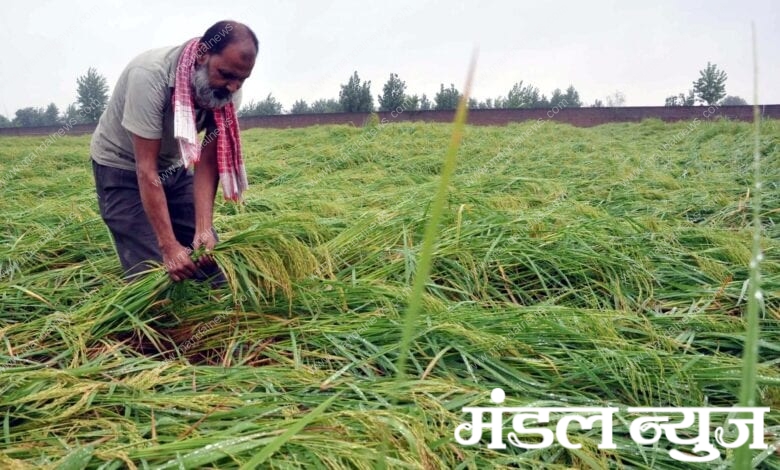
[191,64,232,109]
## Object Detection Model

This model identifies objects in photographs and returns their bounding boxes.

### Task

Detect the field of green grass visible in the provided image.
[0,118,778,469]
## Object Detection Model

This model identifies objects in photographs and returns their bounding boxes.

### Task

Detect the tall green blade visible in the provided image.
[395,52,478,378]
[734,23,764,470]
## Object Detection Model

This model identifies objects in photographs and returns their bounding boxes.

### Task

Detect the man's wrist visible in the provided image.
[158,237,180,252]
[195,221,214,238]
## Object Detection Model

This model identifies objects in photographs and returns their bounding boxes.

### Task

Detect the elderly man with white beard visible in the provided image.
[90,20,257,283]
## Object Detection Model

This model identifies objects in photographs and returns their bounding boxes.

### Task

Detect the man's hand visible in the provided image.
[161,242,198,282]
[193,229,217,269]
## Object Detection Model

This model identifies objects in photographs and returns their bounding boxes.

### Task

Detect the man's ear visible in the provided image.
[196,50,209,66]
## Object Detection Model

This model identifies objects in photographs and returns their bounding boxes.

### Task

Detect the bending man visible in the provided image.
[90,20,257,282]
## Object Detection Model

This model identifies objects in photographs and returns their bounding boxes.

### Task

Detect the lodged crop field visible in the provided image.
[0,118,779,469]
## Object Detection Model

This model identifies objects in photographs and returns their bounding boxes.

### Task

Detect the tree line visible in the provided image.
[239,62,747,117]
[0,68,108,128]
[237,72,586,117]
[663,62,746,106]
[0,62,748,127]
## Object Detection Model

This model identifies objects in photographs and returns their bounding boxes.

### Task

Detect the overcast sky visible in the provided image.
[1,0,778,117]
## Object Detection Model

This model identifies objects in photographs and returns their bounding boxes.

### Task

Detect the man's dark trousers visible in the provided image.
[92,159,225,284]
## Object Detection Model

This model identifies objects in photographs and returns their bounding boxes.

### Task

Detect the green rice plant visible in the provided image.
[396,54,476,378]
[734,24,767,470]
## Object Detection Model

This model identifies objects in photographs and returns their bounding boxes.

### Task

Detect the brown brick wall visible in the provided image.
[1,105,777,137]
[0,123,98,137]
[237,105,780,129]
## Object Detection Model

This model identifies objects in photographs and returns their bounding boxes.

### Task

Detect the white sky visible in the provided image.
[1,0,778,116]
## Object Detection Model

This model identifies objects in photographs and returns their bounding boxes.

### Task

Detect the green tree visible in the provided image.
[76,67,109,122]
[549,88,564,107]
[693,62,727,105]
[664,89,695,106]
[339,71,373,112]
[720,95,748,106]
[63,102,86,123]
[290,99,310,114]
[434,83,460,110]
[478,98,493,109]
[403,94,420,111]
[504,81,544,108]
[419,94,431,111]
[561,85,582,107]
[591,99,603,107]
[311,99,342,113]
[12,107,47,127]
[238,93,283,116]
[378,73,407,111]
[43,103,60,126]
[0,114,11,128]
[12,103,61,127]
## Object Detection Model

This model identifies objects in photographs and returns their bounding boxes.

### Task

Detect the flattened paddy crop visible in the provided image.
[1,118,778,468]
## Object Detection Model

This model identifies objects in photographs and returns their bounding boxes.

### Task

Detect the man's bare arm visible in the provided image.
[132,133,198,281]
[192,134,220,266]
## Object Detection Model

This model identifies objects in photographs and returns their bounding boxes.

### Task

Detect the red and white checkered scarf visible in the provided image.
[173,38,248,201]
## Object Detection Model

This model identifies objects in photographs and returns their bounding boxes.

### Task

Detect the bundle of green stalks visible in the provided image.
[0,115,778,469]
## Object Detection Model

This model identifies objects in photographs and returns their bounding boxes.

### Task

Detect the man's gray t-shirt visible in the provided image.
[90,41,241,172]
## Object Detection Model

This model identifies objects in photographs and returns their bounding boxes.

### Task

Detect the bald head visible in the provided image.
[193,20,258,109]
[199,20,258,58]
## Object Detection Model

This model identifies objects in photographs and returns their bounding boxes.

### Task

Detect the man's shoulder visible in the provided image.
[125,43,186,87]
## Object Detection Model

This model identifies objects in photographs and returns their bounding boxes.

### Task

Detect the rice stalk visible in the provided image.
[734,23,767,470]
[396,52,477,378]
